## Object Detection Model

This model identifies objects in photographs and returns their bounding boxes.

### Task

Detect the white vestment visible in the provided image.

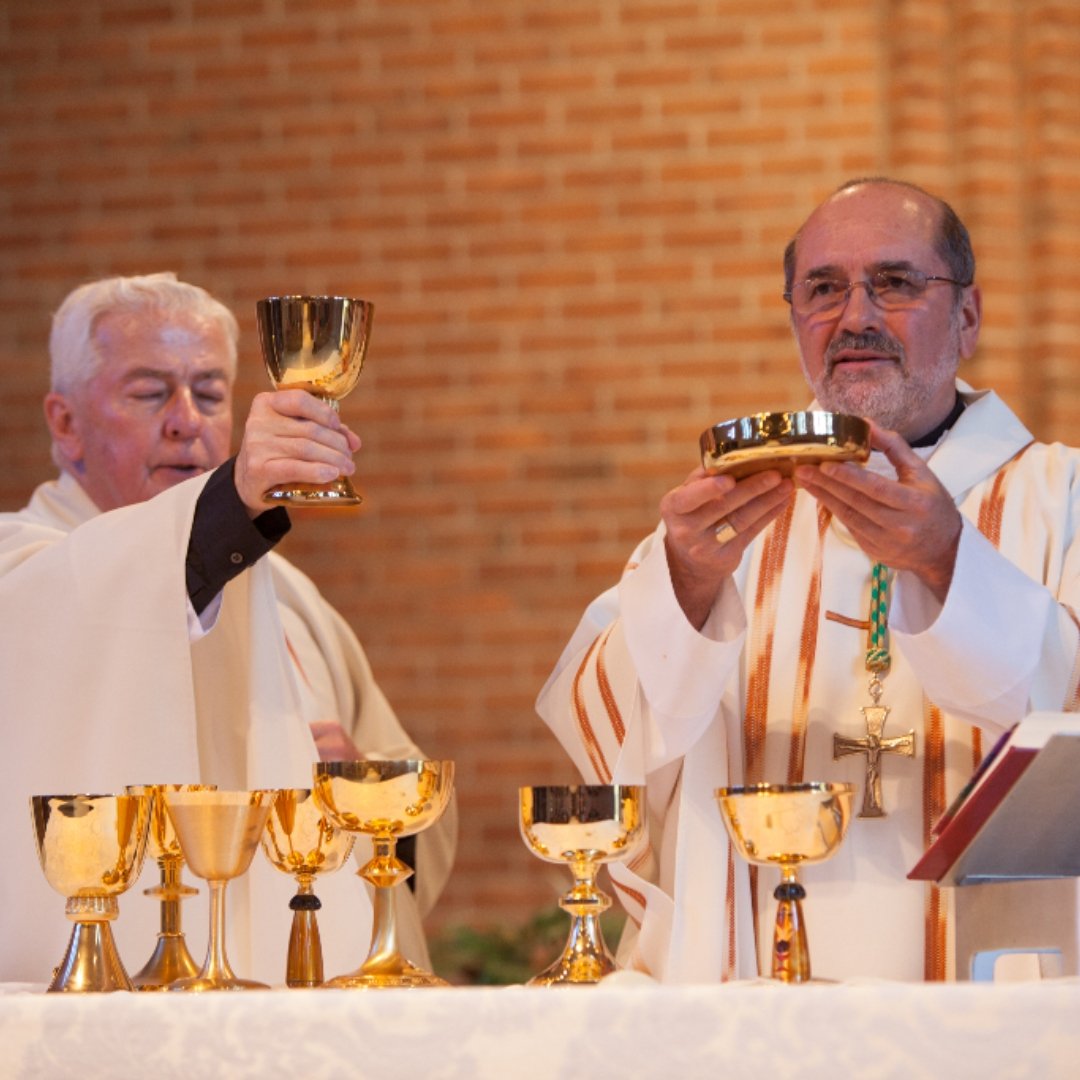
[537,386,1080,982]
[0,470,457,986]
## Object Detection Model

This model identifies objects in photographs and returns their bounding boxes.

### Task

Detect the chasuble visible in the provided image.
[0,470,457,985]
[537,385,1080,982]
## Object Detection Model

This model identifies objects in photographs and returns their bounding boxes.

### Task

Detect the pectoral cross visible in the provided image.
[833,678,916,818]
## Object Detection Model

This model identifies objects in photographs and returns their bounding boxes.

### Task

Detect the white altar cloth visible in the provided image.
[1,977,1078,1079]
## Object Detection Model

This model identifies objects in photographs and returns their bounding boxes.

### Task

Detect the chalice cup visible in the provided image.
[261,787,356,988]
[313,759,454,988]
[163,789,274,991]
[715,781,854,983]
[256,294,374,507]
[519,784,646,986]
[125,783,216,990]
[31,792,153,992]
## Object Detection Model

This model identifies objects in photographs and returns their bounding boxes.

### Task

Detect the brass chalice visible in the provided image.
[163,789,274,991]
[125,783,216,990]
[519,784,646,986]
[313,759,454,988]
[261,787,356,988]
[256,294,374,506]
[31,792,153,992]
[715,782,854,983]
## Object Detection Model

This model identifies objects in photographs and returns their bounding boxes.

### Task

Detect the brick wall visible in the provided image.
[2,0,1079,960]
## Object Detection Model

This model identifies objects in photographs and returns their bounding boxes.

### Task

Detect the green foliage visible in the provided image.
[429,907,627,986]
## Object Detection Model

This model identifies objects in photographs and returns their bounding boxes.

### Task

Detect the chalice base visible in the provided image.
[323,959,448,989]
[168,974,270,992]
[49,922,133,993]
[527,913,617,986]
[264,477,361,507]
[132,933,201,990]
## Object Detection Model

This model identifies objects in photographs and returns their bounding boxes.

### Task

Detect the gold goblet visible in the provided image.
[31,792,153,992]
[255,294,374,507]
[163,789,274,991]
[313,759,454,988]
[125,783,216,990]
[519,784,646,986]
[715,781,854,983]
[261,787,356,988]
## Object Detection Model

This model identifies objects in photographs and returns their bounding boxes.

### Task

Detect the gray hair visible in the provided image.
[49,272,240,393]
[783,177,976,296]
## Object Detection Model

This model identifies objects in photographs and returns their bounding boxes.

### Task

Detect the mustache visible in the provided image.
[825,330,904,367]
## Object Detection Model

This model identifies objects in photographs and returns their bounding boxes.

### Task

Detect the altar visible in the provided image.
[1,977,1078,1079]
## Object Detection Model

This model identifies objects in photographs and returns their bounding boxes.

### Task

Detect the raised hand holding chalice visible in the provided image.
[256,295,374,507]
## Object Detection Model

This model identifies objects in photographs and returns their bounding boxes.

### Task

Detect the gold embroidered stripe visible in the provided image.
[922,700,948,981]
[787,506,832,783]
[744,500,796,783]
[572,632,613,783]
[595,624,627,745]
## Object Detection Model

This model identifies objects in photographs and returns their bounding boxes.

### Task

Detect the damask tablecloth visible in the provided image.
[1,976,1078,1079]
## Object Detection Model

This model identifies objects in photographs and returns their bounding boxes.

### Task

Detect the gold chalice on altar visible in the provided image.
[256,294,374,506]
[163,789,274,991]
[31,792,153,992]
[125,783,216,990]
[313,759,454,988]
[519,784,646,986]
[261,787,356,988]
[715,781,854,983]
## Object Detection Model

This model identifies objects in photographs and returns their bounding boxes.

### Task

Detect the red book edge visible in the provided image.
[907,742,1039,882]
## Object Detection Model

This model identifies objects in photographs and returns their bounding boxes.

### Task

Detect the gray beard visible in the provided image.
[804,325,961,434]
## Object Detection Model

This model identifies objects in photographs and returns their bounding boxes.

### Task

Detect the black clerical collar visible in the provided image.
[909,394,966,448]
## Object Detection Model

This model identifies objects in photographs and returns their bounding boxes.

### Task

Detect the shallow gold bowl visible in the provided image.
[700,411,870,479]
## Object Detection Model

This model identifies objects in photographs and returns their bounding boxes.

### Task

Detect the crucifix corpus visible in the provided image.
[832,562,916,818]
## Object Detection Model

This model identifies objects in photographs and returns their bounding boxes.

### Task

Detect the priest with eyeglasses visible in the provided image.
[537,177,1080,982]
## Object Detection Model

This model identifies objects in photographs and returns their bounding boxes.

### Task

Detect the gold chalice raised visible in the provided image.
[261,787,356,988]
[125,783,216,990]
[163,789,274,992]
[256,294,374,507]
[519,784,646,986]
[313,759,454,988]
[31,792,153,992]
[715,781,854,983]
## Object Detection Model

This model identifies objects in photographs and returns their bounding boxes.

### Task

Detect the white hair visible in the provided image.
[49,272,240,393]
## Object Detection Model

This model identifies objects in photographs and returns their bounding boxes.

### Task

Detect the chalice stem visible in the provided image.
[772,867,811,983]
[287,879,324,987]
[201,880,238,984]
[361,882,405,974]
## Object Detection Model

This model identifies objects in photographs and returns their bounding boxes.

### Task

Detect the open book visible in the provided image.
[908,711,1080,885]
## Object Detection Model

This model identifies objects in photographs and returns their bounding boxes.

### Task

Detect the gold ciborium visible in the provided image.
[313,759,454,988]
[715,781,854,983]
[256,294,374,506]
[261,787,356,988]
[125,784,216,990]
[163,789,274,991]
[31,792,153,992]
[519,784,646,986]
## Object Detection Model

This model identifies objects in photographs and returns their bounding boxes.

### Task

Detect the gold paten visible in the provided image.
[261,788,356,988]
[256,295,374,507]
[162,789,274,991]
[715,782,854,984]
[700,411,870,479]
[125,783,216,990]
[31,792,153,992]
[313,759,455,988]
[519,784,646,986]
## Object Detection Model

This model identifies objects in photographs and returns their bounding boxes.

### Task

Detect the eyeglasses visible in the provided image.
[784,268,971,317]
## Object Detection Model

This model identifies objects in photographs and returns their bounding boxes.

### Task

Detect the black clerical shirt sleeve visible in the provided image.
[185,457,291,615]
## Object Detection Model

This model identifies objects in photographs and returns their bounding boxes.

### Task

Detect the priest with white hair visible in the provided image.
[0,273,456,986]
